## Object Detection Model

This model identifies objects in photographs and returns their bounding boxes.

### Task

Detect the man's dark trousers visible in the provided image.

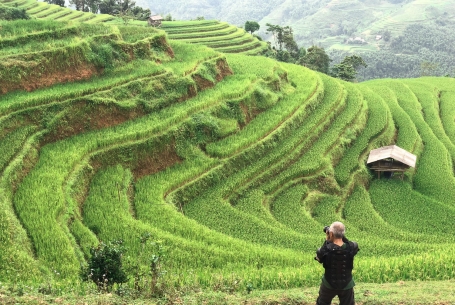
[316,283,355,305]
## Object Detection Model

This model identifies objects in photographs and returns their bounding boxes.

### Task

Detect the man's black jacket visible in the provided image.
[315,237,359,290]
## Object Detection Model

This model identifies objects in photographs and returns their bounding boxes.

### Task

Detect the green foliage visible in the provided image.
[244,21,260,34]
[117,9,133,25]
[44,0,65,7]
[88,42,118,68]
[330,63,356,82]
[331,21,455,81]
[299,46,331,74]
[83,240,128,291]
[67,0,150,19]
[265,23,300,62]
[0,5,29,20]
[342,55,367,71]
[331,54,367,82]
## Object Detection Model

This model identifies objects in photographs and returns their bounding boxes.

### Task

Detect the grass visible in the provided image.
[1,280,455,304]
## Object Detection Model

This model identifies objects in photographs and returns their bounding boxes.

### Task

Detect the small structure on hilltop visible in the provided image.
[347,37,367,44]
[148,15,163,27]
[367,145,417,180]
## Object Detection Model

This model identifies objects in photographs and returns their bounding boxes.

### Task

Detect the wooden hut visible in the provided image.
[148,15,163,27]
[367,145,416,179]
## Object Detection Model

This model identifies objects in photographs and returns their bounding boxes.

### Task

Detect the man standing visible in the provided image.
[315,221,359,305]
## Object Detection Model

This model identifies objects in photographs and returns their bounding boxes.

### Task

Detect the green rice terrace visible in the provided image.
[159,20,269,55]
[0,0,267,55]
[1,18,455,299]
[0,0,114,23]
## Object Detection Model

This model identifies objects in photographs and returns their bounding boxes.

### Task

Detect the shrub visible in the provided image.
[0,5,30,20]
[83,240,128,292]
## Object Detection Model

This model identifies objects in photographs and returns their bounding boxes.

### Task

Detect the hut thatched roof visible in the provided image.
[367,145,416,168]
[149,15,163,21]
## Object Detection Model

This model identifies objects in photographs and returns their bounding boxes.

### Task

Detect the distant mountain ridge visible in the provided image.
[142,0,455,80]
[141,0,455,49]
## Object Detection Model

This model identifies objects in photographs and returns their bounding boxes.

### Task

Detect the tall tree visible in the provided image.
[131,6,151,20]
[245,21,260,35]
[266,23,301,62]
[266,23,284,50]
[98,0,118,14]
[331,63,356,82]
[97,0,146,16]
[86,0,101,13]
[331,54,367,82]
[341,55,367,71]
[299,46,331,74]
[69,0,87,11]
[282,26,299,60]
[44,0,65,7]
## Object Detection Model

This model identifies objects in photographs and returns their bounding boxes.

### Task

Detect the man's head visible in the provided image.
[329,221,345,239]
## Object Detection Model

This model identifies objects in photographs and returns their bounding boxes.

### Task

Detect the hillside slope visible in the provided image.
[143,0,455,80]
[0,0,269,56]
[0,0,114,22]
[142,0,455,45]
[1,19,455,292]
[4,0,455,79]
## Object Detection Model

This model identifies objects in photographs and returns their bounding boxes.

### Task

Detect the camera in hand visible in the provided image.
[315,226,331,261]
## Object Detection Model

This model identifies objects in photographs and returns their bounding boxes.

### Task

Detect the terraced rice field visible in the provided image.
[0,0,268,56]
[1,18,455,292]
[161,20,269,55]
[365,0,453,35]
[0,0,114,23]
